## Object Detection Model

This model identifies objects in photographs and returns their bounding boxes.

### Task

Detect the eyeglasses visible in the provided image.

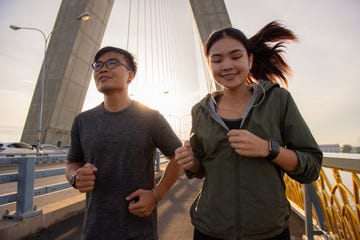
[91,58,130,71]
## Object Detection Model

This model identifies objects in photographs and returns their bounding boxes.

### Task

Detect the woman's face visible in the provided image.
[207,36,253,90]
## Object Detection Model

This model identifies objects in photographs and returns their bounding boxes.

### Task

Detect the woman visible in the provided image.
[175,21,322,240]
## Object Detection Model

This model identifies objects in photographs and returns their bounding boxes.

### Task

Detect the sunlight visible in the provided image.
[129,84,194,141]
[129,85,172,113]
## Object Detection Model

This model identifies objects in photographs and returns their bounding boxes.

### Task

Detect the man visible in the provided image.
[65,46,182,240]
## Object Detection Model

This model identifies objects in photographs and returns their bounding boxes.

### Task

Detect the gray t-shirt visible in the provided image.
[68,101,182,240]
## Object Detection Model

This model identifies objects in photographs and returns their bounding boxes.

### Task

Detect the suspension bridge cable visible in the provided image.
[166,0,180,95]
[160,0,171,92]
[153,0,160,87]
[149,0,155,87]
[168,0,181,94]
[144,0,148,89]
[126,0,132,50]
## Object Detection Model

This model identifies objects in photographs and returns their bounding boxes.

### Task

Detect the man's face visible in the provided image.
[93,51,134,94]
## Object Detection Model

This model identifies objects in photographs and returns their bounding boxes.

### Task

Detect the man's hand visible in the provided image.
[75,163,98,193]
[127,189,157,217]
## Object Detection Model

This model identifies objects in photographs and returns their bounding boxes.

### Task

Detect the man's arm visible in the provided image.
[127,156,182,217]
[154,156,182,202]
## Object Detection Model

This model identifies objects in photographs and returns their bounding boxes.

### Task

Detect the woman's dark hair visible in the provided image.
[93,46,137,74]
[205,21,297,87]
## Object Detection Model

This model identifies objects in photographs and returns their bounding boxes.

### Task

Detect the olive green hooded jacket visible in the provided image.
[187,80,322,240]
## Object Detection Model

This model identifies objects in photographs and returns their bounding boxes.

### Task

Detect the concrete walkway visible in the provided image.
[19,174,306,240]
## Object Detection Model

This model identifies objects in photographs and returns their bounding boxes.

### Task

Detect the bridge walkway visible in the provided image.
[22,174,305,240]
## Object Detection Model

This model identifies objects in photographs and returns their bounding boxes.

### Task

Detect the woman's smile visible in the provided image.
[221,72,238,80]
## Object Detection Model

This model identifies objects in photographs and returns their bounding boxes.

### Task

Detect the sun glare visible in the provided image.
[129,85,172,114]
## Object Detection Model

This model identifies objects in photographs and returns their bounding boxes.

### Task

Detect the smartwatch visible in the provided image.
[70,173,77,189]
[266,140,280,161]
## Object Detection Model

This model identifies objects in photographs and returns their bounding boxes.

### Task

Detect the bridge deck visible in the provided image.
[21,174,305,240]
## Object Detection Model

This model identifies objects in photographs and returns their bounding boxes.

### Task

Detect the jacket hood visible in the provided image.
[199,80,280,110]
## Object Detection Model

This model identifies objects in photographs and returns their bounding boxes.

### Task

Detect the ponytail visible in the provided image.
[249,21,298,87]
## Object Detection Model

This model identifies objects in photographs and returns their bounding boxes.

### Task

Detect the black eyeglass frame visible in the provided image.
[91,58,130,71]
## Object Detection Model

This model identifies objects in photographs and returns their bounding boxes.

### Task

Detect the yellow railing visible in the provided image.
[285,154,360,240]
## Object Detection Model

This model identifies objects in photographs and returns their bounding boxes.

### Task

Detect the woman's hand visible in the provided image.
[175,140,199,172]
[227,129,268,157]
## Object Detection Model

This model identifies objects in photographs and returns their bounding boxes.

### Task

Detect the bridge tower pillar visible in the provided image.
[189,0,232,90]
[21,0,114,147]
[189,0,232,44]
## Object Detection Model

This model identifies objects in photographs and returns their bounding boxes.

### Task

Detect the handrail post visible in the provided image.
[155,150,160,172]
[307,183,332,239]
[308,184,328,231]
[5,156,43,219]
[304,184,314,240]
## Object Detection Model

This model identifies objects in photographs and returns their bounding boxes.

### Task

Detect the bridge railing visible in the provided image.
[1,153,359,239]
[0,152,167,220]
[0,155,68,219]
[285,154,360,240]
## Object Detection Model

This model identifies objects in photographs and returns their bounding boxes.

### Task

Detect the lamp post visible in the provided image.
[9,11,90,153]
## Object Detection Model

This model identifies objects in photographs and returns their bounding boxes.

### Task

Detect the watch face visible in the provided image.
[271,140,280,153]
[267,140,280,161]
[71,174,77,186]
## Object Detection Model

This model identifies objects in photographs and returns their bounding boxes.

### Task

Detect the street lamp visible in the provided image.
[9,11,90,152]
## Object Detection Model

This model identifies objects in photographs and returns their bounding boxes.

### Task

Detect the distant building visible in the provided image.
[319,144,341,153]
[353,146,360,153]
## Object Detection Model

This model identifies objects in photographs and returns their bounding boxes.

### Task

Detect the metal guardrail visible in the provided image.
[0,155,67,219]
[285,154,360,240]
[1,153,359,239]
[0,152,168,220]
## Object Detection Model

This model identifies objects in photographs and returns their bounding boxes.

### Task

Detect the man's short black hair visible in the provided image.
[93,46,137,74]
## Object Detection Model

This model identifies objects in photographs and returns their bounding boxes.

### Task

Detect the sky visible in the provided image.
[0,0,359,146]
